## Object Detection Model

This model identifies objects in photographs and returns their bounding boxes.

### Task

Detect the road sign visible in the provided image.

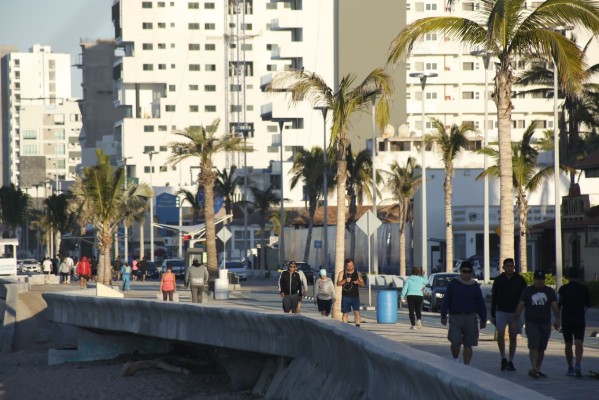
[356,210,382,237]
[216,227,232,243]
[314,240,322,249]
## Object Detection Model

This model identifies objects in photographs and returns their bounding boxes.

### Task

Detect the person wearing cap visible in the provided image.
[512,270,560,379]
[313,269,336,316]
[440,260,487,365]
[278,261,302,313]
[185,259,209,303]
[490,258,527,371]
[558,267,592,377]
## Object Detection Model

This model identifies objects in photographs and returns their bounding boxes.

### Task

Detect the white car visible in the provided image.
[18,259,42,273]
[224,261,248,281]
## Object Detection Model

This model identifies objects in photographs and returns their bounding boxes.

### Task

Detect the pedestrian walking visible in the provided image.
[185,259,209,303]
[513,270,560,379]
[558,267,592,377]
[121,262,132,291]
[132,257,139,281]
[139,256,148,282]
[490,258,527,371]
[440,260,487,365]
[91,256,98,282]
[42,257,52,284]
[76,256,92,289]
[336,258,365,327]
[278,260,302,313]
[401,266,428,329]
[160,265,177,301]
[313,269,335,316]
[112,256,122,281]
[58,258,70,284]
[64,255,74,284]
[296,266,308,313]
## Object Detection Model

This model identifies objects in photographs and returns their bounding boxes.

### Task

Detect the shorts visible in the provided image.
[525,321,551,351]
[495,311,522,335]
[447,313,479,347]
[282,294,299,313]
[562,323,585,342]
[317,298,333,314]
[341,296,360,314]
[43,271,50,275]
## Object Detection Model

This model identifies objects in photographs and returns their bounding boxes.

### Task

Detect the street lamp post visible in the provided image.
[237,126,253,269]
[410,72,437,273]
[274,119,293,266]
[121,157,131,263]
[145,150,158,262]
[472,50,492,282]
[314,106,329,270]
[371,92,381,274]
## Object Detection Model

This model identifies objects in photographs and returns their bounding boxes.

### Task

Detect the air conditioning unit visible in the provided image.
[469,213,477,221]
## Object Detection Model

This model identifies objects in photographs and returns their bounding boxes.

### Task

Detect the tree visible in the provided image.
[177,189,202,224]
[68,149,152,285]
[477,125,553,272]
[215,166,240,259]
[43,194,71,257]
[247,185,281,269]
[168,120,250,277]
[381,157,421,276]
[427,119,473,272]
[290,147,324,263]
[388,0,599,263]
[0,184,30,240]
[268,68,393,319]
[346,146,375,261]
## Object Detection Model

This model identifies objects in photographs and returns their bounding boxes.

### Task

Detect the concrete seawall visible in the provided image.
[42,292,551,400]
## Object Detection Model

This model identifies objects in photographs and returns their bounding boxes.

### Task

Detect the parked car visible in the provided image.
[161,258,186,281]
[18,259,41,274]
[462,255,500,279]
[295,262,315,285]
[224,261,248,281]
[143,261,159,280]
[422,273,459,312]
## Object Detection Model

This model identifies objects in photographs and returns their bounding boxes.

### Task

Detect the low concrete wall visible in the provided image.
[42,292,551,400]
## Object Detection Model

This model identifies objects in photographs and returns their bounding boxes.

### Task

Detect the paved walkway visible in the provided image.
[33,278,599,399]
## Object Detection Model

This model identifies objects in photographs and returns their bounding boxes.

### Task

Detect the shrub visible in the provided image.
[584,281,599,307]
[521,271,567,286]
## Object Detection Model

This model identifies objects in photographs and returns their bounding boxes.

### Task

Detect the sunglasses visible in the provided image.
[461,269,472,273]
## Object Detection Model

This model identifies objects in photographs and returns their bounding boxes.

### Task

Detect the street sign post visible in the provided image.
[217,227,232,266]
[356,210,382,309]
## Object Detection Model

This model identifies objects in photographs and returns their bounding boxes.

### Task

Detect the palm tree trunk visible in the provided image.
[260,223,267,270]
[204,180,218,279]
[495,68,515,262]
[518,199,529,273]
[399,199,409,276]
[444,170,453,273]
[99,229,112,285]
[303,204,316,263]
[332,156,348,320]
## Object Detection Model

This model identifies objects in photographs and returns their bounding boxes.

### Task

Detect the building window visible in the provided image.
[230,105,241,112]
[425,33,438,41]
[205,85,216,92]
[425,3,438,11]
[56,143,66,155]
[159,125,167,131]
[158,64,166,70]
[425,92,438,100]
[230,84,241,92]
[267,64,277,72]
[158,43,166,49]
[189,43,200,50]
[190,105,199,112]
[189,64,201,71]
[241,23,252,30]
[189,84,199,91]
[425,62,437,70]
[168,85,176,91]
[189,23,200,30]
[165,105,176,112]
[241,43,252,51]
[587,227,599,245]
[22,129,37,140]
[158,22,166,29]
[205,2,215,9]
[143,64,154,71]
[462,91,479,100]
[205,44,216,50]
[205,23,216,30]
[142,43,153,50]
[205,105,216,112]
[158,2,165,7]
[188,2,199,9]
[205,64,216,71]
[142,2,152,8]
[144,125,155,132]
[142,22,153,29]
[23,144,38,155]
[54,128,65,139]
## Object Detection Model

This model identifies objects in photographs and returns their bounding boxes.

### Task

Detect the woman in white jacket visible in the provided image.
[313,269,336,316]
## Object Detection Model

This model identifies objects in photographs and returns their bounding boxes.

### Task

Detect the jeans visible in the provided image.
[122,274,131,291]
[190,285,204,303]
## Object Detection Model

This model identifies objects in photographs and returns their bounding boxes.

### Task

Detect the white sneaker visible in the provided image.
[410,325,415,330]
[416,319,422,329]
[453,358,462,364]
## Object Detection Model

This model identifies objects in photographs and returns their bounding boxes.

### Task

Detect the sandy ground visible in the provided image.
[0,348,258,400]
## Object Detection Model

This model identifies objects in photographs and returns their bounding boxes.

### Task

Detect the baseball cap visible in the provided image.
[533,270,546,280]
[319,269,327,276]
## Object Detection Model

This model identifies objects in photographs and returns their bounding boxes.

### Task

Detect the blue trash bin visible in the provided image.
[377,290,398,324]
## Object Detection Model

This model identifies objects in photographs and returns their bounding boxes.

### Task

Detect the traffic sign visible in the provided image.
[217,227,232,243]
[314,240,322,249]
[356,210,382,237]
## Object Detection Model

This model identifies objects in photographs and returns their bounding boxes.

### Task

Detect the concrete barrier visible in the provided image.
[42,292,551,400]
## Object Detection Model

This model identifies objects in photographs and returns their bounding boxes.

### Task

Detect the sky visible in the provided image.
[0,0,114,97]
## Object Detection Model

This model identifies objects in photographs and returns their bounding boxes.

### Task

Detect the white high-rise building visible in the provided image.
[0,44,79,191]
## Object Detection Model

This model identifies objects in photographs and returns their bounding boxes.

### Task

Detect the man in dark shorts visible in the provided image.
[558,267,591,377]
[139,256,148,281]
[440,260,487,365]
[337,258,365,327]
[490,258,527,371]
[513,270,560,379]
[278,261,302,313]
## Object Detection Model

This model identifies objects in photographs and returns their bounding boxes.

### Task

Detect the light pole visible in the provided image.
[371,91,381,274]
[410,72,437,273]
[121,157,131,263]
[145,150,158,262]
[314,106,329,270]
[553,26,573,289]
[237,125,253,269]
[177,148,183,259]
[274,119,293,266]
[472,50,491,282]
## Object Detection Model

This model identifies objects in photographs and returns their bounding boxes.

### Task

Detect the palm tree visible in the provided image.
[388,0,599,263]
[477,125,553,272]
[381,157,421,276]
[168,119,250,277]
[43,193,71,256]
[215,166,240,259]
[0,184,30,239]
[247,185,281,269]
[290,147,324,263]
[68,149,152,285]
[177,188,203,224]
[427,119,473,272]
[267,68,393,319]
[346,146,375,260]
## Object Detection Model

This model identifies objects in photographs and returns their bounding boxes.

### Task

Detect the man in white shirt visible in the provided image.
[64,255,74,284]
[42,257,53,285]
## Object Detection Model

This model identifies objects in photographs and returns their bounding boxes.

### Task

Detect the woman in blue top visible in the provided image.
[401,266,428,329]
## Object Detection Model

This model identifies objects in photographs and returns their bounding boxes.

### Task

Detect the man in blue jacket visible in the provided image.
[441,260,487,365]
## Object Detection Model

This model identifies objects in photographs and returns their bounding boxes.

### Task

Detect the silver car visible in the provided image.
[18,259,41,273]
